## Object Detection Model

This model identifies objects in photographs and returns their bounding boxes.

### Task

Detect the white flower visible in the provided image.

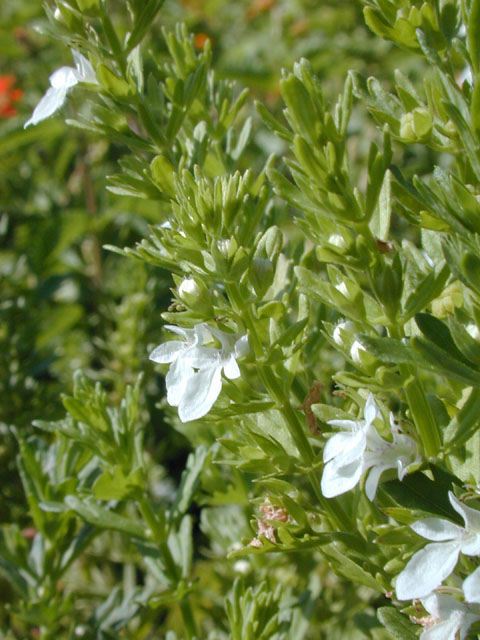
[24,50,97,128]
[149,324,249,422]
[463,566,480,604]
[362,414,419,501]
[321,394,378,498]
[417,592,480,640]
[396,492,480,600]
[321,395,418,500]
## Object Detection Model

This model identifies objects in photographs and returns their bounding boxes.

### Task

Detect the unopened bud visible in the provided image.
[467,323,480,341]
[399,107,432,142]
[328,233,347,249]
[177,277,212,313]
[332,320,355,348]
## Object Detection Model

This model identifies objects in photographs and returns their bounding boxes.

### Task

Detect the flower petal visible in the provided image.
[71,51,96,83]
[165,357,193,407]
[411,518,464,542]
[321,457,364,498]
[326,418,360,431]
[149,341,187,364]
[223,354,240,379]
[396,540,461,600]
[449,492,480,535]
[49,66,79,90]
[323,429,366,464]
[420,615,463,640]
[234,334,250,358]
[24,86,69,127]
[363,393,378,425]
[178,365,222,422]
[463,567,480,603]
[364,464,387,501]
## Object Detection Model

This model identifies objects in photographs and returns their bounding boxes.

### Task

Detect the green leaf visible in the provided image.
[444,387,480,449]
[322,545,384,591]
[92,466,143,500]
[64,496,147,538]
[169,446,209,524]
[411,336,480,386]
[377,607,418,640]
[369,169,391,240]
[403,264,449,320]
[125,0,165,53]
[383,466,462,521]
[415,313,472,366]
[469,0,480,75]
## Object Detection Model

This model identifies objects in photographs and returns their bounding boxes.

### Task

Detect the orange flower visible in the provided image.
[247,0,274,20]
[0,75,23,118]
[194,32,213,50]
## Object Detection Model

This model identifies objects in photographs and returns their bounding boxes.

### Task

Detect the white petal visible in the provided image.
[223,354,240,379]
[364,464,386,501]
[422,592,466,618]
[321,457,364,498]
[396,540,461,600]
[420,615,463,640]
[24,86,69,127]
[165,357,193,407]
[327,418,359,431]
[164,325,197,343]
[363,393,378,425]
[459,532,480,556]
[323,430,366,464]
[49,66,79,89]
[149,341,186,364]
[234,334,250,358]
[411,518,464,542]
[464,567,480,603]
[208,326,235,351]
[449,492,480,533]
[71,50,96,83]
[182,345,219,369]
[178,365,222,422]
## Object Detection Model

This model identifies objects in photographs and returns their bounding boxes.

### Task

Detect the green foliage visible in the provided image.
[6,0,480,638]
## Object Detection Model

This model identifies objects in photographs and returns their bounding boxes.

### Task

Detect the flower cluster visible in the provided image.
[24,50,97,128]
[397,491,480,638]
[149,323,249,422]
[321,394,419,501]
[0,75,23,118]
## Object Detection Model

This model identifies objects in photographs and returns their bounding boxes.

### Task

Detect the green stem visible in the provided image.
[226,282,352,531]
[389,327,442,458]
[180,599,198,640]
[399,363,442,458]
[139,498,198,638]
[138,496,165,542]
[101,13,127,76]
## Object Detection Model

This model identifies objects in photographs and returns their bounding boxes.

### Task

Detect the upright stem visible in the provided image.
[138,498,198,638]
[226,282,352,531]
[389,327,442,458]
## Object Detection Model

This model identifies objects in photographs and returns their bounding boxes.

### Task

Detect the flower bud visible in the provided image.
[467,323,480,341]
[332,320,355,348]
[431,281,463,318]
[399,107,432,143]
[176,277,212,313]
[350,340,379,373]
[328,233,347,249]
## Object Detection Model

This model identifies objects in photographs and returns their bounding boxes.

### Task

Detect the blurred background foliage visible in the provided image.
[0,0,436,637]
